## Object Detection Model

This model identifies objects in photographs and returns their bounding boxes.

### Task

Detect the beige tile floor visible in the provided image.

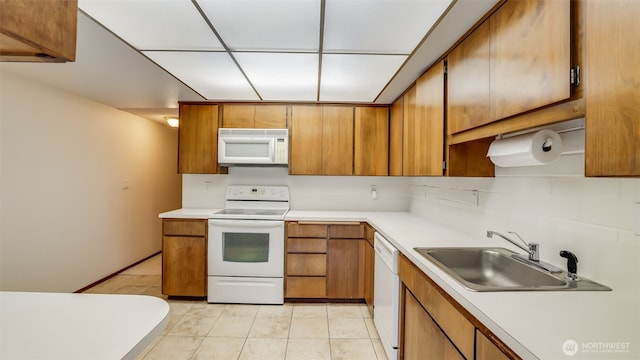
[84,255,388,360]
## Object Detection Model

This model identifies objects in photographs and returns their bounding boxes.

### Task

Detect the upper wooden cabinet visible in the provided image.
[490,0,571,121]
[447,20,490,135]
[178,104,225,174]
[403,61,445,176]
[584,0,640,177]
[354,107,389,176]
[447,0,572,135]
[289,105,354,175]
[389,99,404,176]
[221,104,287,128]
[0,0,77,62]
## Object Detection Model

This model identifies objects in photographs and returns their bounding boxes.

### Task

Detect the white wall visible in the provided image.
[182,167,410,211]
[408,145,640,293]
[0,71,182,292]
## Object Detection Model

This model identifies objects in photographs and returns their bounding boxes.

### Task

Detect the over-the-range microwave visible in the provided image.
[218,128,288,166]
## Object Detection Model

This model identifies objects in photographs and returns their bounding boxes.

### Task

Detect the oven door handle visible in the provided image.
[208,219,283,228]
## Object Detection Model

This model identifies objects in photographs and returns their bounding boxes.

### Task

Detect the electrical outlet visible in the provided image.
[205,181,213,191]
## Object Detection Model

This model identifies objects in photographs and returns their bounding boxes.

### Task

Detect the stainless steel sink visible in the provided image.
[414,247,611,291]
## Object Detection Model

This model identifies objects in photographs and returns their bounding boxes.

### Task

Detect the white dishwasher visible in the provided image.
[373,232,399,360]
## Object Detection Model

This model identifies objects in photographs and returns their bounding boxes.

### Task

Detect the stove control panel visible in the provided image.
[226,185,289,201]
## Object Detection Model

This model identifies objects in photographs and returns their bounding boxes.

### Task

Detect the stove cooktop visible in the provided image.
[210,208,288,220]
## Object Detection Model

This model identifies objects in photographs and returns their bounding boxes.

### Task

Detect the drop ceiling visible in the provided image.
[0,0,499,123]
[78,0,484,104]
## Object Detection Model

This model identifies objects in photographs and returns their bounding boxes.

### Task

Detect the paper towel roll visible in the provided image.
[487,129,563,167]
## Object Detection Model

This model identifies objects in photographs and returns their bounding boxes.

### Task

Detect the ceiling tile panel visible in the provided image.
[197,0,321,52]
[323,0,453,54]
[320,54,407,102]
[79,0,224,50]
[234,53,319,101]
[142,51,259,100]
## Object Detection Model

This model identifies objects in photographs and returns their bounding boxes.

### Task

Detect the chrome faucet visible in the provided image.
[486,230,539,261]
[486,230,562,273]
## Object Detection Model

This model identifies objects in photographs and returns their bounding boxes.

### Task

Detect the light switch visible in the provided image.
[121,179,129,190]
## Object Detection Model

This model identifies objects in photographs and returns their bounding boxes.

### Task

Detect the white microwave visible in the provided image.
[218,128,288,166]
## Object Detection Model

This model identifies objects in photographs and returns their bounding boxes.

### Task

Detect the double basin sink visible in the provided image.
[414,247,611,291]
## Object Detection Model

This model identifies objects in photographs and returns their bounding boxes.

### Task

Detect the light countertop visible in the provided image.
[158,208,220,219]
[163,208,640,359]
[0,292,170,360]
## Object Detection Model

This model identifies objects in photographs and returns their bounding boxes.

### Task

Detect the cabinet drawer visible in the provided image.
[287,254,327,276]
[399,255,475,360]
[329,223,364,238]
[287,238,327,253]
[285,277,326,298]
[163,219,207,236]
[287,222,328,237]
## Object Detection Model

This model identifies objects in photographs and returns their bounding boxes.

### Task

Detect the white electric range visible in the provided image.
[207,185,289,304]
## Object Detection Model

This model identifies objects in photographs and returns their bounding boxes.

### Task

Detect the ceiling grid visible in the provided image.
[78,0,456,103]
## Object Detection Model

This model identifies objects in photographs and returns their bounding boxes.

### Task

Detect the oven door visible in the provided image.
[208,219,284,277]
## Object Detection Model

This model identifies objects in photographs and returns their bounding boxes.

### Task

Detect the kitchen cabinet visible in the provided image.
[327,223,365,299]
[584,0,640,176]
[398,254,519,360]
[447,20,490,135]
[0,0,77,62]
[285,222,328,298]
[476,330,511,360]
[402,288,463,360]
[289,105,354,175]
[363,224,375,314]
[403,61,445,176]
[446,0,572,135]
[178,104,226,174]
[354,107,389,176]
[285,221,365,300]
[490,0,571,121]
[389,98,404,176]
[162,219,207,297]
[221,104,287,128]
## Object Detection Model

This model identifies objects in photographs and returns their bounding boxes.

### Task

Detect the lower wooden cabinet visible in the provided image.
[363,225,375,314]
[285,221,365,300]
[399,254,519,360]
[327,238,363,299]
[476,329,512,360]
[403,288,464,360]
[162,219,207,297]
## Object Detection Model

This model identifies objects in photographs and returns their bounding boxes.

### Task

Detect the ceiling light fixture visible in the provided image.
[165,116,179,128]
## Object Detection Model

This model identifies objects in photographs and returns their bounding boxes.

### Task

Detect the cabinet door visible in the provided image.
[389,98,404,176]
[178,104,220,174]
[364,239,374,314]
[0,0,77,62]
[290,106,323,174]
[404,61,444,176]
[286,254,327,276]
[403,289,464,360]
[322,106,354,175]
[327,239,362,299]
[162,236,206,297]
[222,104,254,128]
[476,330,512,360]
[354,107,389,176]
[584,0,640,176]
[490,0,571,120]
[254,105,287,128]
[447,20,490,134]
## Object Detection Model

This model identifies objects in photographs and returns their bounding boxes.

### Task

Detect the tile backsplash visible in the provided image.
[408,175,639,291]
